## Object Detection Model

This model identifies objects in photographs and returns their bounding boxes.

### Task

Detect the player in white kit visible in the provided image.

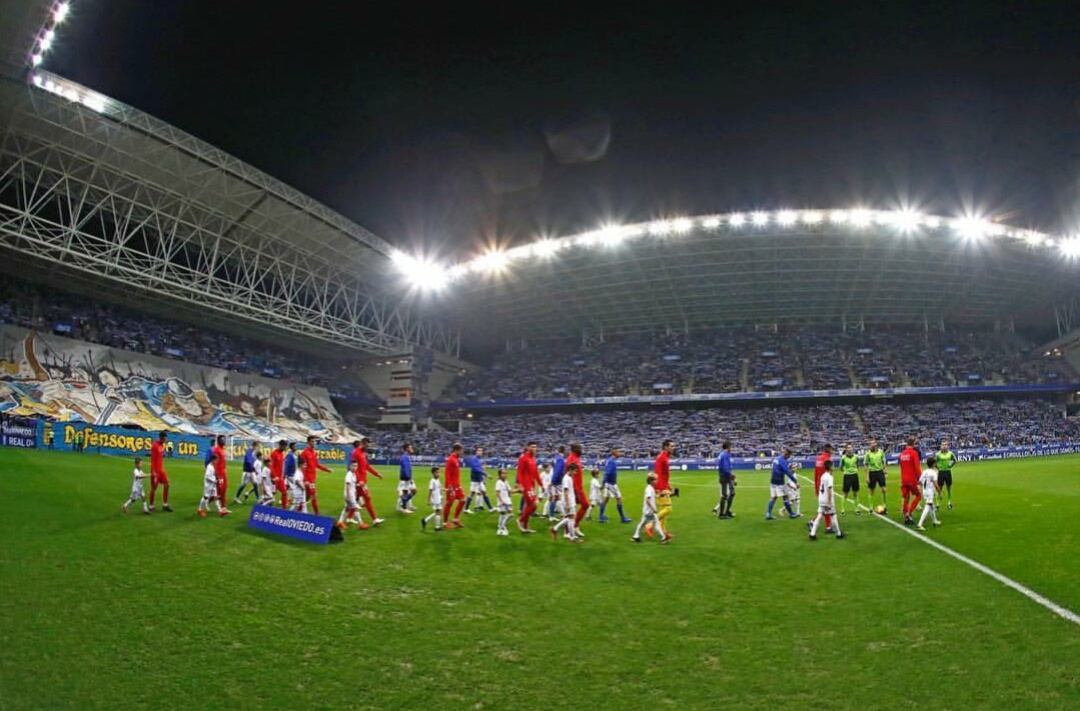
[121,457,150,514]
[916,455,941,531]
[809,460,844,540]
[494,469,514,536]
[338,462,365,530]
[631,473,668,543]
[421,466,443,531]
[550,472,580,542]
[539,463,553,517]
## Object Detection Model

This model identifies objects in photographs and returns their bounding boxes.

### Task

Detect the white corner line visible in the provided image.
[797,475,1079,625]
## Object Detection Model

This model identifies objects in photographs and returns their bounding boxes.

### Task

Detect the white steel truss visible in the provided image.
[0,74,459,357]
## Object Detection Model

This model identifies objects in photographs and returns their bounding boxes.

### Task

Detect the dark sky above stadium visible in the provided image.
[49,1,1080,256]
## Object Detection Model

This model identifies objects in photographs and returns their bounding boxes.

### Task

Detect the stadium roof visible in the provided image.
[0,2,458,357]
[406,209,1080,349]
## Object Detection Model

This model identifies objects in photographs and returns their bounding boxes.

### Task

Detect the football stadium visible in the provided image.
[1,2,1079,709]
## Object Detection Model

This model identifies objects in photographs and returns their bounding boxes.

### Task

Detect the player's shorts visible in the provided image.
[785,484,800,501]
[345,490,359,508]
[590,495,603,506]
[497,503,512,514]
[922,490,936,504]
[842,473,860,493]
[273,476,286,493]
[397,480,416,494]
[130,482,145,499]
[470,481,486,494]
[938,470,953,487]
[817,504,835,515]
[770,484,788,497]
[242,470,259,487]
[430,498,443,509]
[304,483,318,499]
[151,470,168,486]
[901,483,921,499]
[657,493,672,515]
[202,476,218,499]
[868,470,886,489]
[289,481,306,503]
[446,485,465,501]
[603,483,622,499]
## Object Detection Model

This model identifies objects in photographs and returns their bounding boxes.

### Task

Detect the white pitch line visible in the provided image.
[798,475,1079,626]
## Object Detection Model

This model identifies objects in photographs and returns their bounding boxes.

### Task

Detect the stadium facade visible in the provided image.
[1,1,1078,452]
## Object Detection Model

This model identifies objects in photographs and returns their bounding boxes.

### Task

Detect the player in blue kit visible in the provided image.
[464,446,493,513]
[397,443,418,513]
[714,440,735,518]
[234,441,260,504]
[598,447,632,523]
[766,448,799,520]
[546,445,567,518]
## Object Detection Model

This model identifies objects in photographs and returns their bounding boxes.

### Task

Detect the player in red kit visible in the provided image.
[352,437,385,526]
[646,439,675,538]
[270,439,287,508]
[212,435,231,516]
[300,435,331,515]
[149,430,173,512]
[568,442,589,536]
[899,436,923,526]
[814,443,833,492]
[516,441,540,533]
[442,443,465,528]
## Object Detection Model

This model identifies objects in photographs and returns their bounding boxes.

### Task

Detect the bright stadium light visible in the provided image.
[751,211,769,227]
[830,209,849,224]
[390,250,447,292]
[532,238,561,258]
[474,248,509,274]
[1021,230,1047,248]
[701,216,721,229]
[800,210,823,224]
[671,217,693,234]
[922,215,941,229]
[31,53,43,66]
[1058,236,1080,260]
[849,208,873,227]
[728,212,746,227]
[648,220,674,236]
[54,2,71,23]
[776,210,797,226]
[885,208,922,233]
[952,215,991,241]
[598,223,629,246]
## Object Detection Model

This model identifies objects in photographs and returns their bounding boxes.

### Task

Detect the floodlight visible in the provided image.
[728,213,746,227]
[751,211,769,226]
[54,3,70,23]
[776,210,797,226]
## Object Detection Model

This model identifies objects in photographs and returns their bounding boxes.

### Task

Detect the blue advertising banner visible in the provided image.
[0,419,38,448]
[247,504,337,544]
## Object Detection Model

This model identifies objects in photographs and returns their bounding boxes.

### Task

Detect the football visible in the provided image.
[873,505,887,515]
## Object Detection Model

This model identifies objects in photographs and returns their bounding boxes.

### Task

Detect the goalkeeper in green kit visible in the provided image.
[937,440,956,509]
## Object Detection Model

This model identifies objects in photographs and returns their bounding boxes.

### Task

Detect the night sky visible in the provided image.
[46,1,1080,257]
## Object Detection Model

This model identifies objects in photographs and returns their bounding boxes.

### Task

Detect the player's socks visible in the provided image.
[783,500,794,516]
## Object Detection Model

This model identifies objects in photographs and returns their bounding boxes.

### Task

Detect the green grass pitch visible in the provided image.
[1,448,1077,709]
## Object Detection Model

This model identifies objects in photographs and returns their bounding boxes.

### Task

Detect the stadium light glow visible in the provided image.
[952,215,991,241]
[829,210,849,224]
[1059,237,1080,260]
[885,208,923,233]
[671,217,694,234]
[728,213,746,227]
[776,210,797,226]
[532,238,561,258]
[54,2,71,23]
[922,215,941,229]
[701,216,721,229]
[800,210,823,224]
[390,250,447,292]
[598,224,630,246]
[474,249,509,274]
[751,211,769,227]
[648,220,674,236]
[31,53,43,66]
[849,208,873,227]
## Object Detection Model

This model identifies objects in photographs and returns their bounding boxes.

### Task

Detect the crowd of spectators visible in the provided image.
[370,398,1080,460]
[444,326,1073,402]
[0,280,379,403]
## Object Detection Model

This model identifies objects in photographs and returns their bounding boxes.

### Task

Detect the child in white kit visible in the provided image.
[808,460,843,540]
[338,461,365,529]
[257,454,276,505]
[494,468,514,536]
[587,468,603,520]
[122,457,150,514]
[421,466,443,532]
[917,455,942,531]
[631,473,668,543]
